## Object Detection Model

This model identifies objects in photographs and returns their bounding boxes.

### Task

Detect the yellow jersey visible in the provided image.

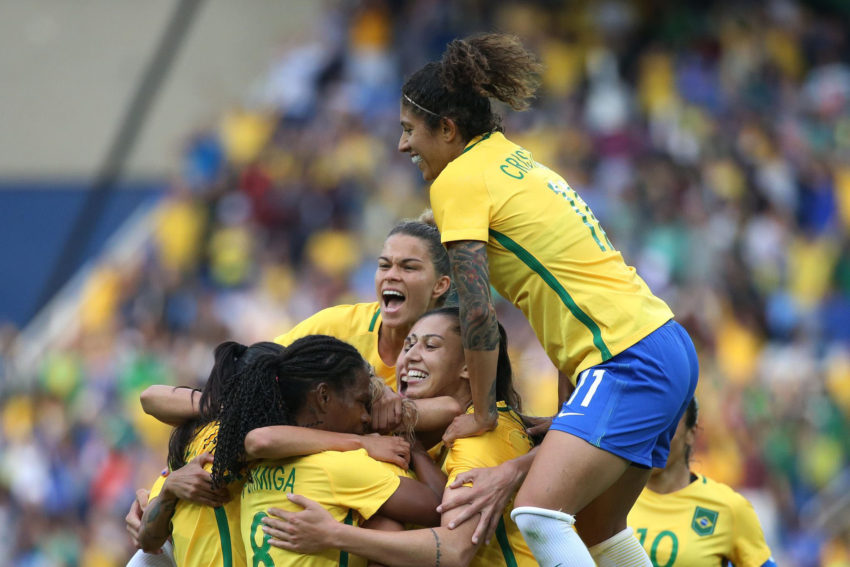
[241,448,402,567]
[430,132,674,381]
[438,402,536,567]
[274,302,396,390]
[628,473,775,567]
[150,421,246,567]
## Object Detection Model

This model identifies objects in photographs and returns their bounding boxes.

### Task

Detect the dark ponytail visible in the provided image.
[402,33,543,141]
[167,341,256,471]
[210,335,367,488]
[684,398,699,465]
[211,348,288,487]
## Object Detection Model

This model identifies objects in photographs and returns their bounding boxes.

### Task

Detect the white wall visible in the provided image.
[0,0,320,178]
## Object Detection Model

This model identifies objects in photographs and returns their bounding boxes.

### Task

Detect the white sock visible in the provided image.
[511,506,595,567]
[589,527,652,566]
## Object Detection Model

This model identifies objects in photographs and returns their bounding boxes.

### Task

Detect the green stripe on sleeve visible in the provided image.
[495,517,518,567]
[213,506,233,567]
[489,229,612,360]
[368,309,380,332]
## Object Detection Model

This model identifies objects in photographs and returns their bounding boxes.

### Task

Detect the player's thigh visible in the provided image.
[513,429,630,515]
[574,465,650,546]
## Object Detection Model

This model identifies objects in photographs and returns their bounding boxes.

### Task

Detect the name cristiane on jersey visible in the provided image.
[499,149,539,179]
[244,465,296,494]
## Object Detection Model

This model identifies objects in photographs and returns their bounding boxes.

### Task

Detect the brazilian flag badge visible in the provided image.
[692,506,718,536]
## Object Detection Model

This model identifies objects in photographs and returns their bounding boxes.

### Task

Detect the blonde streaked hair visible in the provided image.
[369,371,418,444]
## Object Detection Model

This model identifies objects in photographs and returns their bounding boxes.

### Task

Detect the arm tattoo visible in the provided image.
[146,498,176,524]
[448,241,499,351]
[143,497,177,539]
[430,527,442,567]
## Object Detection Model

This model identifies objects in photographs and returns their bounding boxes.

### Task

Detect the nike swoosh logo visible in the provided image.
[557,411,584,418]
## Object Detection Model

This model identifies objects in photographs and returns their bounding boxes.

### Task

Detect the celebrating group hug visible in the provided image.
[125,33,774,567]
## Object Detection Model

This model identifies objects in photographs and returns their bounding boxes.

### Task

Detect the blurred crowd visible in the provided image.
[2,0,850,565]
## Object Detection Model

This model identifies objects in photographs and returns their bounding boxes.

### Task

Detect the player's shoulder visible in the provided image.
[693,473,751,510]
[186,421,218,457]
[276,302,379,341]
[309,302,379,320]
[305,448,375,467]
[307,449,399,482]
[453,405,530,453]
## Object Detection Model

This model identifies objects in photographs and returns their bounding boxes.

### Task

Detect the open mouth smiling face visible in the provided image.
[381,288,407,316]
[396,313,466,399]
[399,367,428,395]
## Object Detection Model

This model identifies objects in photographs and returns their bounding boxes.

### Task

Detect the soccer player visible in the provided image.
[139,216,456,434]
[397,32,699,566]
[135,341,273,567]
[260,307,537,566]
[628,399,776,566]
[209,334,442,566]
[275,216,451,391]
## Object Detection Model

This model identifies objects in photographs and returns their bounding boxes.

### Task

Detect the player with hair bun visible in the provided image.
[628,399,777,567]
[398,32,699,566]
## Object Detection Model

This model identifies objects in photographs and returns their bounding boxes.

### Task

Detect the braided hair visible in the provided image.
[166,341,270,471]
[402,33,543,141]
[211,335,367,487]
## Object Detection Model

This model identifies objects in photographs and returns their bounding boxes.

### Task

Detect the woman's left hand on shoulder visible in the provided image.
[442,413,497,446]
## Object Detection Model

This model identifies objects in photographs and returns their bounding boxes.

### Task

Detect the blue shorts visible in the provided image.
[549,319,698,468]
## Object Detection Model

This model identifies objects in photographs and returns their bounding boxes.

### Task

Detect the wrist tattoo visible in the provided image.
[430,527,442,567]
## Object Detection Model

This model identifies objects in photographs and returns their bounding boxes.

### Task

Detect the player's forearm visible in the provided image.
[448,240,500,425]
[333,523,474,567]
[410,444,448,498]
[505,446,538,484]
[412,396,464,431]
[464,350,499,426]
[244,426,363,459]
[140,385,199,425]
[137,494,177,553]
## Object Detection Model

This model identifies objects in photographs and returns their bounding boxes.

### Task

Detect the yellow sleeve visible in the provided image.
[430,166,491,244]
[322,449,402,520]
[148,471,168,499]
[730,492,774,567]
[443,434,502,485]
[274,308,333,345]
